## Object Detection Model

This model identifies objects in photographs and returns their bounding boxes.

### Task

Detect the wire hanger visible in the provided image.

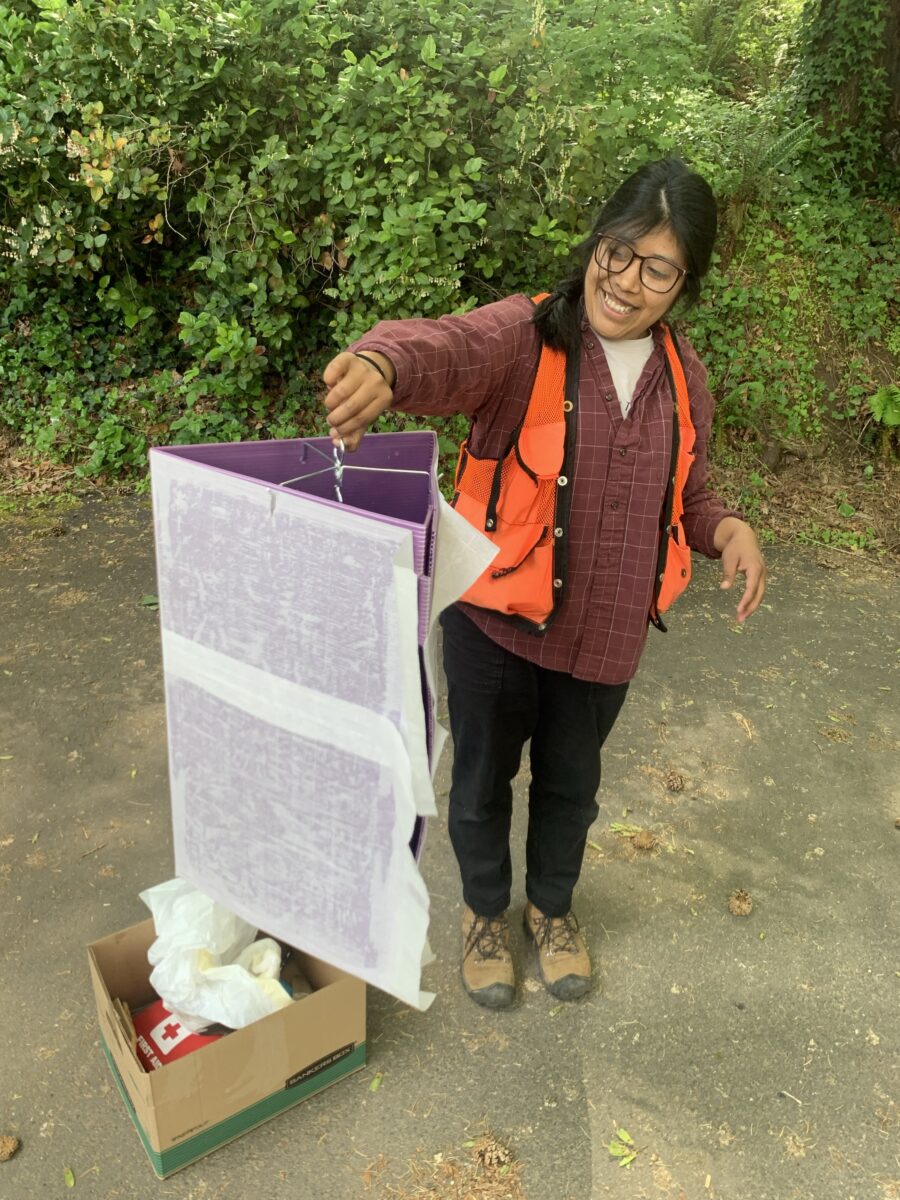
[280,438,431,504]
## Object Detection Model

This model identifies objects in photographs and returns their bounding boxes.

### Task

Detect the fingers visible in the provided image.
[735,560,767,622]
[332,427,365,452]
[323,352,393,449]
[723,557,767,622]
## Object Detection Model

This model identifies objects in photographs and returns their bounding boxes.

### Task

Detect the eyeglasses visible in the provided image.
[594,235,687,295]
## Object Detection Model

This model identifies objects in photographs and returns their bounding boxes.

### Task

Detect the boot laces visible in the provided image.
[533,912,580,955]
[466,915,509,962]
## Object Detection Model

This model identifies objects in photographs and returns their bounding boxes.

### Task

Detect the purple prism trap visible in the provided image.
[149,432,442,1007]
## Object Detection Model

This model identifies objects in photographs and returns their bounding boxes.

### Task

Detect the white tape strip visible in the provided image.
[161,628,415,780]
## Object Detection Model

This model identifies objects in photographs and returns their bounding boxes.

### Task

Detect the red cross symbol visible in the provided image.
[160,1022,182,1041]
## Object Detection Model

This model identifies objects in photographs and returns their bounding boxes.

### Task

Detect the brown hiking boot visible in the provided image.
[523,902,592,1000]
[461,907,516,1009]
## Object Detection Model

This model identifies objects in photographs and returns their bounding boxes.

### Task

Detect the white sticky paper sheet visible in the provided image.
[151,451,496,1010]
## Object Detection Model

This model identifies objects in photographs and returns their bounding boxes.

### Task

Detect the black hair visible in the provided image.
[532,158,717,355]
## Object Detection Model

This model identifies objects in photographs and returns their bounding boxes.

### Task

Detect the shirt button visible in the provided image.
[618,447,627,456]
[605,392,614,403]
[610,500,619,510]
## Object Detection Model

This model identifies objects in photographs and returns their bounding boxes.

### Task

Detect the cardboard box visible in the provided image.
[89,920,366,1178]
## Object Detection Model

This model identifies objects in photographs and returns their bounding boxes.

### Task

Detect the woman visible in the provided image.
[322,159,767,1010]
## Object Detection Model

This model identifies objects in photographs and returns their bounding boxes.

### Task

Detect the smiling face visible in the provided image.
[583,225,688,340]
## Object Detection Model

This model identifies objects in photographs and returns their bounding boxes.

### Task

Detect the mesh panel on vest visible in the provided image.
[458,454,495,506]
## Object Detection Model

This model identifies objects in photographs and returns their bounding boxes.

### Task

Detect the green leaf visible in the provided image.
[57,248,74,263]
[616,1129,634,1145]
[837,502,855,518]
[608,1142,630,1157]
[421,35,436,62]
[488,64,508,86]
[369,1071,383,1092]
[64,1166,76,1187]
[140,594,160,610]
[619,1152,637,1168]
[869,385,900,426]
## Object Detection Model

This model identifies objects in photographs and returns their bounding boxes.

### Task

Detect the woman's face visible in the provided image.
[583,225,687,340]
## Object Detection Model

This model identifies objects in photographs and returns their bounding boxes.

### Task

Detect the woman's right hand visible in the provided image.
[322,351,395,452]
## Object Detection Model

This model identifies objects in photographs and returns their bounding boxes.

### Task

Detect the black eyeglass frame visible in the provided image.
[593,234,688,295]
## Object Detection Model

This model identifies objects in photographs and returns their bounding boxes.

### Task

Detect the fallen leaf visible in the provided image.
[0,754,13,761]
[64,1165,76,1186]
[731,711,754,738]
[369,1071,383,1093]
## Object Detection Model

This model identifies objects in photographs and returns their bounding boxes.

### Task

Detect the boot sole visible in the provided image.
[461,976,516,1009]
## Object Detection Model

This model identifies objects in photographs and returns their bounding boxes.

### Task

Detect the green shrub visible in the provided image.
[0,0,896,479]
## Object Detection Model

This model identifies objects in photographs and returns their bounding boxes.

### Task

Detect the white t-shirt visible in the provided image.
[595,332,655,418]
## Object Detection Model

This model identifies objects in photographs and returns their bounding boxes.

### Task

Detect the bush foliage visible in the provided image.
[0,0,897,478]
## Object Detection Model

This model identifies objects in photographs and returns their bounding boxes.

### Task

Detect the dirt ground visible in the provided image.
[1,488,898,1200]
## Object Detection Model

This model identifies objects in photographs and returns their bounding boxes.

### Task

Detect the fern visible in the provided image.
[869,385,900,428]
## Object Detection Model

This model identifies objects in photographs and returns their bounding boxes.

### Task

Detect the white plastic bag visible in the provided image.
[139,878,292,1032]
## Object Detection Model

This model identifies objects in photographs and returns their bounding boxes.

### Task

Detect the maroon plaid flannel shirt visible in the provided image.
[353,294,738,684]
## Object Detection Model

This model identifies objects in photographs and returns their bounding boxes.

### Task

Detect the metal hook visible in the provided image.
[332,438,345,503]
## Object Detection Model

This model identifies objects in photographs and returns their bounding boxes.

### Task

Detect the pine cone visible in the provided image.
[631,829,657,852]
[475,1136,512,1169]
[665,770,685,793]
[0,1135,20,1162]
[728,889,753,916]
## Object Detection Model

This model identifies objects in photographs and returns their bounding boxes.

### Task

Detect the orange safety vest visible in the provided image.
[452,303,696,635]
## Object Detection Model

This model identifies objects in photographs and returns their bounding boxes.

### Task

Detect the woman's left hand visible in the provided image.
[713,517,767,622]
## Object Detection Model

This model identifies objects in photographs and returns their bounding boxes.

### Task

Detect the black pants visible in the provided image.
[440,605,629,919]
